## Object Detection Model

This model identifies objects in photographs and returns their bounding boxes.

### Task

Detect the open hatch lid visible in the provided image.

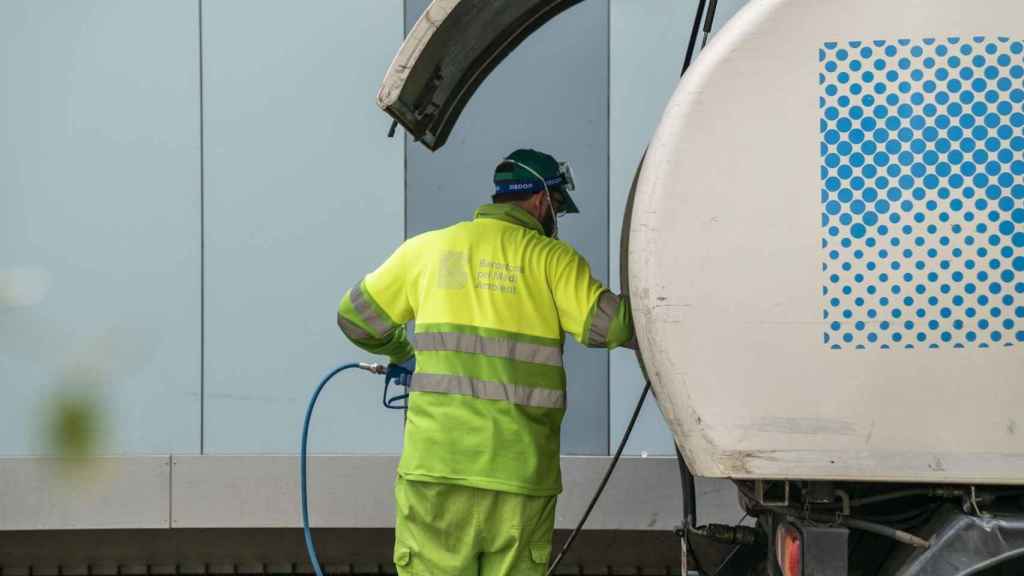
[377,0,582,151]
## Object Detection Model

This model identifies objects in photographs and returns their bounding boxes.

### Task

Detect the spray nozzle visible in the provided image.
[358,362,387,375]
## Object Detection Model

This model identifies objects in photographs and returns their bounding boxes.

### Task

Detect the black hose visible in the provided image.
[848,489,937,507]
[864,489,938,507]
[700,0,720,48]
[675,444,705,575]
[680,0,708,77]
[675,444,697,530]
[820,488,941,510]
[545,382,651,575]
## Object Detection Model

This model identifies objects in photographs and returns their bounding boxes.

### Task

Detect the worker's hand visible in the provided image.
[386,356,415,388]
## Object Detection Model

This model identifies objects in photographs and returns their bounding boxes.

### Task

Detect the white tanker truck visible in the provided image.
[378,1,1024,573]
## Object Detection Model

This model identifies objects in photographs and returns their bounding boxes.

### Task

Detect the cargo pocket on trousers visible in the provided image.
[394,545,412,569]
[529,542,551,565]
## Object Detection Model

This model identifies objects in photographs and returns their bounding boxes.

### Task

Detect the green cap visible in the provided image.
[493,149,579,214]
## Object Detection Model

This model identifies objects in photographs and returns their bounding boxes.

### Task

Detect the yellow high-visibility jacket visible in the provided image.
[338,203,634,496]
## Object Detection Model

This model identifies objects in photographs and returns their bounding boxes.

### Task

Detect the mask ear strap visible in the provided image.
[542,189,558,239]
[502,158,558,239]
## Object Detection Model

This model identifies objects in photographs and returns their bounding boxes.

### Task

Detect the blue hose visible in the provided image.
[300,362,362,576]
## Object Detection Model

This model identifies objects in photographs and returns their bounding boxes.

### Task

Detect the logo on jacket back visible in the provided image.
[437,251,469,290]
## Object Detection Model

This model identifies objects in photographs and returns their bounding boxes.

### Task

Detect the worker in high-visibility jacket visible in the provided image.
[337,148,635,576]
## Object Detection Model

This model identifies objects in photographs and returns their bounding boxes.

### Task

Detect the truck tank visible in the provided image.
[628,0,1024,485]
[380,0,1024,487]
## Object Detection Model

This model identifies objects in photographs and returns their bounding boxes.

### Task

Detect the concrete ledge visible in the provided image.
[171,455,742,530]
[170,454,400,528]
[0,455,743,531]
[0,457,170,530]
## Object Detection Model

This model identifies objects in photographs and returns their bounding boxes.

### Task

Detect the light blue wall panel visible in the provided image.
[0,1,201,455]
[609,0,748,456]
[202,0,406,453]
[404,0,611,455]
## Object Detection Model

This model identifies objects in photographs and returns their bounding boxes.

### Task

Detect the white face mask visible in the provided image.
[502,158,559,239]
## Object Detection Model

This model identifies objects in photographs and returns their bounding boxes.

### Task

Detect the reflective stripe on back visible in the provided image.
[415,332,562,367]
[412,373,565,409]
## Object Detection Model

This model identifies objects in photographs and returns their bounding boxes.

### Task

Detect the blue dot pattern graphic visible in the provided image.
[820,37,1024,349]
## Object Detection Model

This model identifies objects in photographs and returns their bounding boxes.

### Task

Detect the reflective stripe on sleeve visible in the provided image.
[337,312,373,341]
[586,292,620,347]
[349,282,394,336]
[414,332,562,367]
[411,373,564,409]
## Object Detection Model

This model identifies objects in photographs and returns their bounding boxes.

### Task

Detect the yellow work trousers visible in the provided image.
[393,476,556,575]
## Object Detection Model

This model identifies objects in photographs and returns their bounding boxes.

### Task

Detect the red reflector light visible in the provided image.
[776,522,802,576]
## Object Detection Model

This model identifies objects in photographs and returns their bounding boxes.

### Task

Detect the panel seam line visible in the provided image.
[198,0,206,455]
